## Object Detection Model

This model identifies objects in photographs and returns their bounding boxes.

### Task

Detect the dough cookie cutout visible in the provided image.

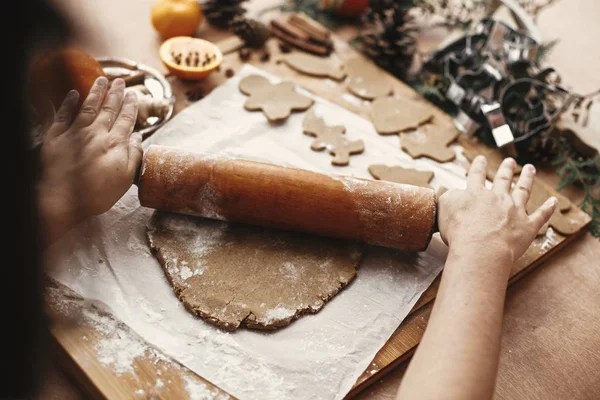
[239,74,314,122]
[302,109,365,166]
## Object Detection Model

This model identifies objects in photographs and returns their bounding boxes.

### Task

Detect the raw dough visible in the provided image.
[302,109,365,166]
[147,213,363,331]
[239,74,314,122]
[370,97,433,135]
[345,57,392,100]
[369,164,434,188]
[400,123,459,163]
[283,52,346,81]
[526,179,575,235]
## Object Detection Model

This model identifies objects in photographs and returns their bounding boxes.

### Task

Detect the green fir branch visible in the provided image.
[554,152,600,238]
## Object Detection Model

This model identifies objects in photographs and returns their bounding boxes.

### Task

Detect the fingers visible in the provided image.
[46,90,79,138]
[512,164,535,208]
[96,78,126,129]
[127,131,143,183]
[466,155,487,189]
[492,157,516,194]
[72,76,109,127]
[529,196,558,233]
[111,91,138,140]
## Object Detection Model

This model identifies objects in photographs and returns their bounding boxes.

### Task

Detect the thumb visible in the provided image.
[127,132,143,184]
[529,196,558,234]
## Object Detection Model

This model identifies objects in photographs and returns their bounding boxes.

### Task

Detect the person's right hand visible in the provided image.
[437,155,558,265]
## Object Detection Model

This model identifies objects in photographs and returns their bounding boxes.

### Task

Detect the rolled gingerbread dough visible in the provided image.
[147,212,363,331]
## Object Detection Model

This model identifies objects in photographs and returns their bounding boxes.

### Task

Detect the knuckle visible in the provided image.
[118,113,136,123]
[101,105,117,114]
[54,112,70,123]
[516,185,530,194]
[79,105,97,118]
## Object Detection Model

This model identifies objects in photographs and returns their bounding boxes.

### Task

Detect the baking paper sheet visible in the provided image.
[47,65,469,399]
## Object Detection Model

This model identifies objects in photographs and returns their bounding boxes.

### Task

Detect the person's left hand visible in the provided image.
[37,76,142,245]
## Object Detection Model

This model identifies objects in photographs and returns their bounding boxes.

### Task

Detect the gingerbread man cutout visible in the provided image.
[302,109,364,166]
[239,75,314,123]
[369,165,434,188]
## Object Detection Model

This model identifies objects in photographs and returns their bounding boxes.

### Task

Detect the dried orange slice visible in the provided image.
[159,36,222,80]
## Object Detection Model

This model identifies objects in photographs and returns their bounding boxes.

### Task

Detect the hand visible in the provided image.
[37,76,142,245]
[438,156,558,264]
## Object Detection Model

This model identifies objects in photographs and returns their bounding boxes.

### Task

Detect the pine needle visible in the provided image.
[535,39,559,66]
[554,151,600,238]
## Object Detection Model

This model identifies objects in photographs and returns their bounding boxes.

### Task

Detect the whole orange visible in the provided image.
[28,47,105,121]
[151,0,203,39]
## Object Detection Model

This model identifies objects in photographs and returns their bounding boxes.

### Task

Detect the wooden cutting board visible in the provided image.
[46,34,591,399]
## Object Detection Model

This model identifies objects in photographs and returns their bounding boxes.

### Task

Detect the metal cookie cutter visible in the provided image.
[481,101,514,147]
[97,56,175,138]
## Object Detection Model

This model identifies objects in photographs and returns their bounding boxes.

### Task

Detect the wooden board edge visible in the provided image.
[50,332,108,400]
[46,279,237,400]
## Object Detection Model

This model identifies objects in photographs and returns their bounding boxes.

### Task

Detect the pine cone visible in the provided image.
[203,0,247,29]
[359,4,417,79]
[230,16,271,48]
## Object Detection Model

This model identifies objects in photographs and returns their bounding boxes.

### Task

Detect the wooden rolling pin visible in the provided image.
[137,145,437,251]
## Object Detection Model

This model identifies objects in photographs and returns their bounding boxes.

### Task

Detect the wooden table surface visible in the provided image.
[41,0,600,399]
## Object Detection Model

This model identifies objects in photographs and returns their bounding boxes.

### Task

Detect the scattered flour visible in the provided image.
[280,262,298,280]
[184,375,231,400]
[126,233,151,257]
[261,306,296,324]
[180,266,194,281]
[83,308,149,375]
[540,227,557,251]
[153,217,228,285]
[324,79,337,88]
[330,175,369,193]
[319,257,333,269]
[341,92,364,107]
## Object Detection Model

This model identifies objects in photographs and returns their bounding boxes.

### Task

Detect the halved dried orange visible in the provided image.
[159,36,223,80]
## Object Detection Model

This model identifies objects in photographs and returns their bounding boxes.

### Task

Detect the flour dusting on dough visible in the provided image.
[148,216,227,286]
[260,306,297,324]
[180,266,194,281]
[148,213,361,331]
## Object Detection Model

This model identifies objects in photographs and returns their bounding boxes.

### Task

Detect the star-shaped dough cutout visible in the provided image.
[239,75,314,122]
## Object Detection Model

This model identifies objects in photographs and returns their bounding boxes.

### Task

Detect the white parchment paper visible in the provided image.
[47,65,469,399]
